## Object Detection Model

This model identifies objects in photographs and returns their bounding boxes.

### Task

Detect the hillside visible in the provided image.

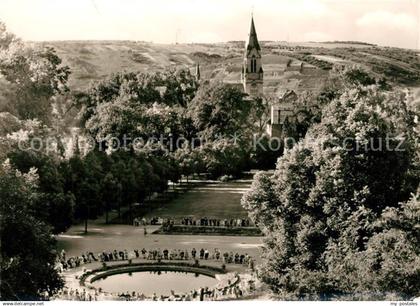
[34,40,420,97]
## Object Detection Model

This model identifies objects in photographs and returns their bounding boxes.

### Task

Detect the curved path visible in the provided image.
[58,258,245,301]
[57,224,262,260]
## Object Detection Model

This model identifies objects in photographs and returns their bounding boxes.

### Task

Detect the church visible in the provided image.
[195,16,298,138]
[195,16,264,97]
[239,16,297,138]
[241,16,264,97]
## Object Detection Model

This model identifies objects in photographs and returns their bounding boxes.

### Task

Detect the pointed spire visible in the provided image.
[246,16,261,51]
[195,62,200,81]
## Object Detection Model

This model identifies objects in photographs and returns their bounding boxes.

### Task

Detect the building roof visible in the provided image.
[279,89,297,100]
[246,17,261,52]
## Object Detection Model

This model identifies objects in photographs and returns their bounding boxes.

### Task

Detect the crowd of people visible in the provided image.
[55,246,256,301]
[57,273,255,301]
[133,216,253,227]
[56,250,98,271]
[116,280,250,301]
[58,287,100,301]
[55,247,258,301]
[55,247,255,272]
[180,217,252,227]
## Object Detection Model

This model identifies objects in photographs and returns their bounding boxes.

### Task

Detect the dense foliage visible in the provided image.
[76,70,274,178]
[0,24,70,299]
[0,160,64,300]
[0,23,70,124]
[242,70,420,299]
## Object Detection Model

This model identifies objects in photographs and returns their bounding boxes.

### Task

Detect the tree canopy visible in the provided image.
[242,75,420,299]
[0,23,70,124]
[0,160,64,300]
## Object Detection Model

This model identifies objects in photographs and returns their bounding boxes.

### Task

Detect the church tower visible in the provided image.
[241,16,263,97]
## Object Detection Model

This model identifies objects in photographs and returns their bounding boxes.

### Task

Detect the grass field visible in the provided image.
[57,179,262,260]
[144,180,252,220]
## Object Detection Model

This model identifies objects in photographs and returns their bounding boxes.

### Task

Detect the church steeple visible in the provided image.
[246,17,261,52]
[241,15,263,97]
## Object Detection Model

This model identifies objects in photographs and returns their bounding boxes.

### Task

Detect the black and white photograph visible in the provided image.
[0,0,419,303]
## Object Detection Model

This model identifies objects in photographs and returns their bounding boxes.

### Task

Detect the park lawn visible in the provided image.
[144,181,251,219]
[57,179,262,260]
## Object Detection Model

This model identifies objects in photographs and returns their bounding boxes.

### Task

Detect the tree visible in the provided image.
[102,173,119,224]
[173,145,205,180]
[188,82,250,137]
[157,69,198,107]
[197,138,250,179]
[361,191,419,296]
[242,83,419,299]
[79,69,198,135]
[64,151,104,234]
[0,112,22,160]
[0,22,18,50]
[249,95,271,136]
[250,135,283,170]
[241,171,280,231]
[83,89,185,152]
[0,23,70,123]
[0,160,63,300]
[7,150,75,234]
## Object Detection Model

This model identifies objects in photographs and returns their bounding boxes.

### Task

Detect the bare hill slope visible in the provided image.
[34,40,420,95]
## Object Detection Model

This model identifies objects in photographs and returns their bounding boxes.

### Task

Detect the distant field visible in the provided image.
[32,40,420,92]
[144,181,251,220]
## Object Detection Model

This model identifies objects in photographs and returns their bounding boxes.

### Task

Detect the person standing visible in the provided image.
[199,248,205,259]
[199,288,204,301]
[163,249,168,260]
[141,248,147,259]
[215,249,220,261]
[191,248,197,259]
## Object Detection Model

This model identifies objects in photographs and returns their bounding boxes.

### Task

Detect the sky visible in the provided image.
[0,0,419,49]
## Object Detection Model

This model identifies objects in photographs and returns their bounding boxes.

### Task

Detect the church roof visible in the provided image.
[246,17,261,51]
[279,89,297,100]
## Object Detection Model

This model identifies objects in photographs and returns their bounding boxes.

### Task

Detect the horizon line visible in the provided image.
[26,39,420,50]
